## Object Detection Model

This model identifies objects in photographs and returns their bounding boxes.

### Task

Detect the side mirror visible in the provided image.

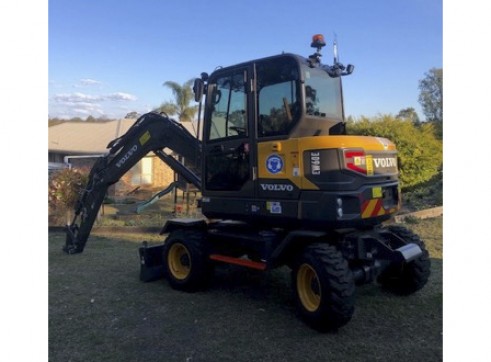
[193,78,204,102]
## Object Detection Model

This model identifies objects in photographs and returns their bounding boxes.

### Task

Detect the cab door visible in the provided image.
[203,66,255,198]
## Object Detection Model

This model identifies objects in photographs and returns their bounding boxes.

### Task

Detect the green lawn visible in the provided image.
[49,217,442,362]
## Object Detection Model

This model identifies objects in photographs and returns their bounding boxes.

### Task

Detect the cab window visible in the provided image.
[207,70,247,141]
[257,57,300,137]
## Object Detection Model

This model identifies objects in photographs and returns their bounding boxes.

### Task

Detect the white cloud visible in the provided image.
[52,92,137,104]
[73,106,104,116]
[79,78,103,86]
[53,92,102,103]
[72,78,104,88]
[50,91,138,119]
[106,92,137,101]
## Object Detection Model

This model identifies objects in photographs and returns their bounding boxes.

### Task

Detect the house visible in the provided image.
[48,116,200,200]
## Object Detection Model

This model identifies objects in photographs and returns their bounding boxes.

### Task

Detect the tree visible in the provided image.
[418,68,443,123]
[125,111,140,119]
[157,79,198,122]
[396,107,420,124]
[49,117,64,127]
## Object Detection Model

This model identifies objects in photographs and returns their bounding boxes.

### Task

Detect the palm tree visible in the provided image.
[157,79,198,122]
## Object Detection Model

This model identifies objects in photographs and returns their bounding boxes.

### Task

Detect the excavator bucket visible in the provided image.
[64,224,84,254]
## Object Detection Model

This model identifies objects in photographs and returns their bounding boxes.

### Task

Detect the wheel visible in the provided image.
[163,229,214,292]
[292,243,355,332]
[377,225,431,295]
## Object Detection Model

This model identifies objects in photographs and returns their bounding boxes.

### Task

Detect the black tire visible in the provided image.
[377,225,431,295]
[163,229,214,292]
[292,243,355,332]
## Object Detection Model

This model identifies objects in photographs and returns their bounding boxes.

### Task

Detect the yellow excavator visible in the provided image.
[64,34,430,331]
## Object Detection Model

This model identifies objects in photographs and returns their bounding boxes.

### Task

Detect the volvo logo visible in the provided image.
[116,145,138,168]
[373,157,397,168]
[260,183,294,192]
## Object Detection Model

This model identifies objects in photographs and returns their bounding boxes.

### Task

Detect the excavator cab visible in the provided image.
[195,41,398,229]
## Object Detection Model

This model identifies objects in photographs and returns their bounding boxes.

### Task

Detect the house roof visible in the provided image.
[48,117,199,154]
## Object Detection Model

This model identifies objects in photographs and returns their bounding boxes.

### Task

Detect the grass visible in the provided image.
[49,216,442,362]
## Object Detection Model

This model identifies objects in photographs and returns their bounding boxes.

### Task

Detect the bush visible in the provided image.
[402,171,443,211]
[48,168,89,223]
[347,115,442,190]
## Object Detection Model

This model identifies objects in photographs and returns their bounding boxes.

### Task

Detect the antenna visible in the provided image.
[333,32,339,65]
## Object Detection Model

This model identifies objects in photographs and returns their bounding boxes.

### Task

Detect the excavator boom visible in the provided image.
[64,112,202,254]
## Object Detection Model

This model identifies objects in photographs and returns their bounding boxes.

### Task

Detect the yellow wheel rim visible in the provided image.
[168,243,191,280]
[297,263,321,312]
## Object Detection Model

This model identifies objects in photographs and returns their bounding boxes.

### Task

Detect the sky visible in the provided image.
[48,0,442,120]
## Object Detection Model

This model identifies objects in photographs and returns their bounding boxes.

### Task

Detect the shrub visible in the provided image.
[48,168,89,223]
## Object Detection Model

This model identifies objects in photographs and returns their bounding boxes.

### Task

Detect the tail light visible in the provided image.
[343,149,373,176]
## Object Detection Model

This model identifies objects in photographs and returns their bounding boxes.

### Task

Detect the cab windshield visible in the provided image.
[302,65,343,120]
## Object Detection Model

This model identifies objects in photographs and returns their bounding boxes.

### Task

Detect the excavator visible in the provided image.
[64,34,430,331]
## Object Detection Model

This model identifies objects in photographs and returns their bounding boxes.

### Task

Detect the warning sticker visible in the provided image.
[266,155,283,174]
[266,202,282,214]
[372,187,382,199]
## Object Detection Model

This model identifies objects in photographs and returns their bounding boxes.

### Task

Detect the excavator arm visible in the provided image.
[64,112,202,254]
